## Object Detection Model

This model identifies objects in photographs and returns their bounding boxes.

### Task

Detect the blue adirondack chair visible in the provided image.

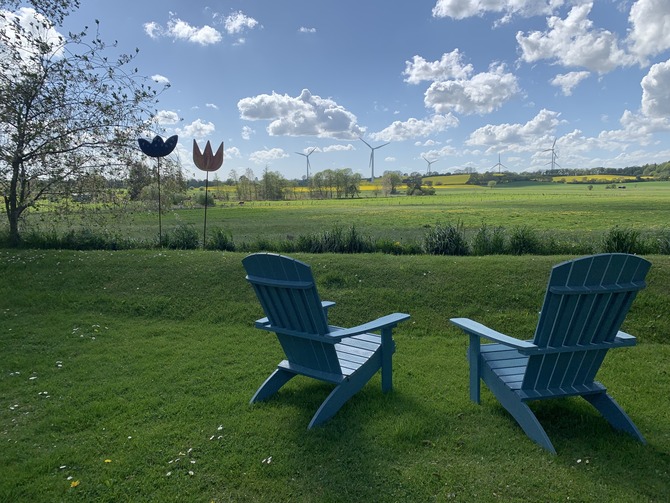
[243,253,410,429]
[451,253,650,454]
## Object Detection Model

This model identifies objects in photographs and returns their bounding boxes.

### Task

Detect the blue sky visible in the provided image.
[52,1,670,179]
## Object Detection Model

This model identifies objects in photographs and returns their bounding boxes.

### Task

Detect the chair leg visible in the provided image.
[468,334,481,404]
[380,327,395,393]
[307,357,380,429]
[482,366,556,454]
[308,381,359,429]
[583,392,646,444]
[250,368,295,403]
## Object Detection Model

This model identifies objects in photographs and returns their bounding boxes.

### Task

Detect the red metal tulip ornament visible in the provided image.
[192,140,224,246]
[138,135,178,247]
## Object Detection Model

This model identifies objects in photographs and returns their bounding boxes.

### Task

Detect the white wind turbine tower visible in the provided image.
[422,155,438,175]
[542,138,560,172]
[295,147,317,179]
[491,154,507,174]
[359,137,389,181]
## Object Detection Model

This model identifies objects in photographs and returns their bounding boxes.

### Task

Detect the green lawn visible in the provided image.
[1,250,669,501]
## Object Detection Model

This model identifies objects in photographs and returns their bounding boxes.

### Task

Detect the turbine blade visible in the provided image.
[359,137,372,149]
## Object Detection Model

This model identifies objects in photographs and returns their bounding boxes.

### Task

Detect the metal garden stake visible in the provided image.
[138,135,178,247]
[192,140,224,247]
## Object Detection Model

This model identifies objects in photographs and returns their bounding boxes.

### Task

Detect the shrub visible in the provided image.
[195,192,216,207]
[375,238,414,255]
[164,223,200,249]
[20,227,131,250]
[601,226,643,254]
[655,230,670,254]
[423,222,469,255]
[294,225,373,254]
[207,228,235,251]
[509,225,542,255]
[472,223,506,255]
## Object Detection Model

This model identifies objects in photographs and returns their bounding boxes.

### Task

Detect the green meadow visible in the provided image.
[1,250,669,502]
[25,180,670,248]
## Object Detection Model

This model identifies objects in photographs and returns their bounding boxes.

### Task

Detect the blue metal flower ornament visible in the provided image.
[138,135,178,158]
[137,134,178,247]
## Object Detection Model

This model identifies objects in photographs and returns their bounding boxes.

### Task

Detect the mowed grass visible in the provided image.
[1,250,669,502]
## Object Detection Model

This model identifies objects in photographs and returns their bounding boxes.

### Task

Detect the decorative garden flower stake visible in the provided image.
[192,140,223,247]
[138,135,178,247]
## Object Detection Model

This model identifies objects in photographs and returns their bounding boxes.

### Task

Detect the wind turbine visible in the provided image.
[542,138,560,172]
[491,154,507,174]
[422,155,438,175]
[359,137,389,181]
[295,147,316,179]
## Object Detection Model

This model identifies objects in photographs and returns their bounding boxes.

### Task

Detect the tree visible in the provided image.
[260,166,287,201]
[0,7,163,245]
[127,161,152,201]
[381,170,403,195]
[1,0,79,25]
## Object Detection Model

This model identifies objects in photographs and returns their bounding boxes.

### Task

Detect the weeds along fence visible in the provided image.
[3,222,670,256]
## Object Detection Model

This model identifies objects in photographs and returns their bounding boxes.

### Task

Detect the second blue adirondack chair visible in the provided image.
[451,253,650,454]
[243,252,410,429]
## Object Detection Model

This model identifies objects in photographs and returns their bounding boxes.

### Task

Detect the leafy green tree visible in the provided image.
[0,6,163,245]
[260,167,287,201]
[381,170,403,195]
[127,161,152,201]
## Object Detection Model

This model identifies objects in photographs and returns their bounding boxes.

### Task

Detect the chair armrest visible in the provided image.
[450,317,537,351]
[327,313,410,340]
[322,301,335,322]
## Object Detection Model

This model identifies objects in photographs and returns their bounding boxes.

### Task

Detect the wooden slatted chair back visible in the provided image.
[243,253,341,373]
[522,253,650,391]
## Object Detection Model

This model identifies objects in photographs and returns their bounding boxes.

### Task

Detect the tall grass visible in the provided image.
[472,223,507,255]
[4,222,670,256]
[602,226,644,254]
[423,221,469,255]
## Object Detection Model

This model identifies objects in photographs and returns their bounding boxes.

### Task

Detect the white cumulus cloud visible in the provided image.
[550,71,590,96]
[466,109,563,151]
[370,114,459,142]
[151,74,170,85]
[627,0,670,61]
[249,148,289,164]
[241,125,255,140]
[154,110,180,125]
[432,0,564,22]
[224,11,258,34]
[641,59,670,119]
[225,146,241,158]
[516,3,635,73]
[179,119,216,139]
[238,89,364,140]
[424,63,520,115]
[322,144,355,152]
[143,15,222,45]
[403,50,474,84]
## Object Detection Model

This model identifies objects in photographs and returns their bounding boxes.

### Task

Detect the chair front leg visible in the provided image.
[380,326,395,393]
[468,333,481,404]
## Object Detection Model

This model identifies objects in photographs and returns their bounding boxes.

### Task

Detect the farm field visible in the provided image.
[44,180,670,246]
[1,250,668,502]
